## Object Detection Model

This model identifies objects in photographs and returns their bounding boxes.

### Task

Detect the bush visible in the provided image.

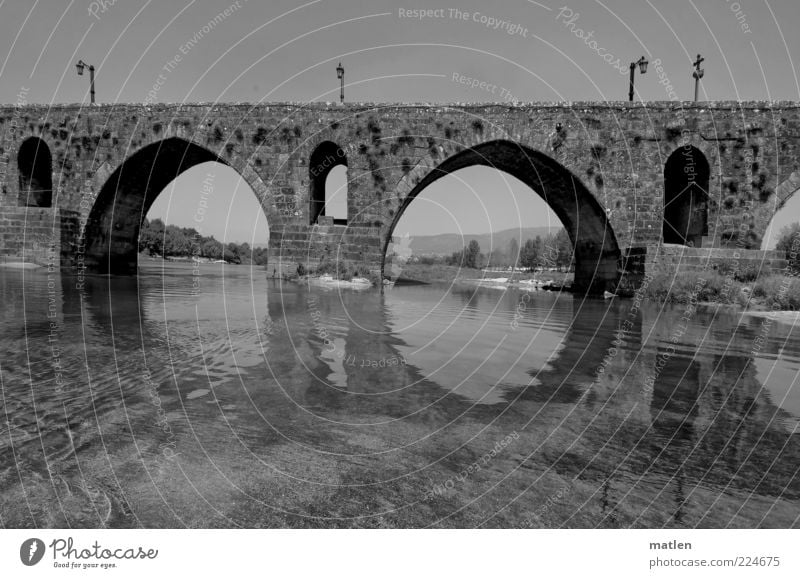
[314,260,336,276]
[296,263,306,277]
[753,274,800,310]
[642,270,738,305]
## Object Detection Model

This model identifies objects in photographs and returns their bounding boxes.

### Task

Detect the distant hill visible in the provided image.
[393,226,564,255]
[251,226,564,255]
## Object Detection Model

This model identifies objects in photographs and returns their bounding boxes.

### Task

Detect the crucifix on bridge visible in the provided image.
[692,54,705,102]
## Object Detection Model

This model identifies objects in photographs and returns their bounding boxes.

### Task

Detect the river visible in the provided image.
[1,262,799,528]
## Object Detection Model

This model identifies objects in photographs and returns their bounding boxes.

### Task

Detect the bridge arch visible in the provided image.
[81,137,273,274]
[17,137,53,207]
[382,139,621,294]
[761,171,800,249]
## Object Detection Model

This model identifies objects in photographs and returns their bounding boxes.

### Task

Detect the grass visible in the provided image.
[625,269,800,311]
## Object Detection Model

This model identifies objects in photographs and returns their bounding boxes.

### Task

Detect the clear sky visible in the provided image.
[2,0,799,241]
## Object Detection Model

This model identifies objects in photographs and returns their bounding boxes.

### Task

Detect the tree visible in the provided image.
[519,239,538,270]
[139,218,165,256]
[533,235,545,268]
[225,242,242,264]
[447,250,464,266]
[776,223,800,255]
[201,237,223,260]
[464,240,481,269]
[555,229,573,270]
[164,224,190,256]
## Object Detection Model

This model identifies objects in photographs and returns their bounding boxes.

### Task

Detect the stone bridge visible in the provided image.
[1,101,799,293]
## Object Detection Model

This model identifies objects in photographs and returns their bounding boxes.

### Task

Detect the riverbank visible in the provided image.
[394,263,573,286]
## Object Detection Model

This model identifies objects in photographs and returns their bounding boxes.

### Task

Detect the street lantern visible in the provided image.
[76,59,96,104]
[336,62,344,104]
[628,56,648,102]
[692,54,705,102]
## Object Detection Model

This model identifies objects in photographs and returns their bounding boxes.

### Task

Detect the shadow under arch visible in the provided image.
[82,137,270,274]
[381,140,620,294]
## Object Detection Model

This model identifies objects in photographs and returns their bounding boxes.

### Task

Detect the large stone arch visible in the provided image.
[382,139,621,294]
[81,136,275,274]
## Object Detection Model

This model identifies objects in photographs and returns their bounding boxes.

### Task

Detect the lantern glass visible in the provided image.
[638,58,648,74]
[336,63,344,80]
[76,61,85,75]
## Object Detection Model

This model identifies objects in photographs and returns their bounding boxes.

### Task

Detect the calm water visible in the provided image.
[1,262,799,528]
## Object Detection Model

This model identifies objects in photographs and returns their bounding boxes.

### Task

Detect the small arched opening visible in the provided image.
[17,137,53,207]
[663,146,710,246]
[309,141,347,225]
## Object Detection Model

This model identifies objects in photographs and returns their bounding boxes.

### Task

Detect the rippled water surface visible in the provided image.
[1,262,799,528]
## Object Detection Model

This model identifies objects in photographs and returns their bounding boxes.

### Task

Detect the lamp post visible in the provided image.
[692,54,705,102]
[76,60,95,104]
[628,56,648,102]
[336,62,344,104]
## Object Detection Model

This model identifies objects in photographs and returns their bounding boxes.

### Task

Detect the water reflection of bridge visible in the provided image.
[6,272,799,527]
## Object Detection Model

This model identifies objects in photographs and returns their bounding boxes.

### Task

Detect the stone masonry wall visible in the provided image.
[0,101,798,287]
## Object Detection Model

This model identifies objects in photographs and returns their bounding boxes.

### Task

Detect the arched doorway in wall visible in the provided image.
[382,140,620,294]
[663,146,710,247]
[17,137,53,207]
